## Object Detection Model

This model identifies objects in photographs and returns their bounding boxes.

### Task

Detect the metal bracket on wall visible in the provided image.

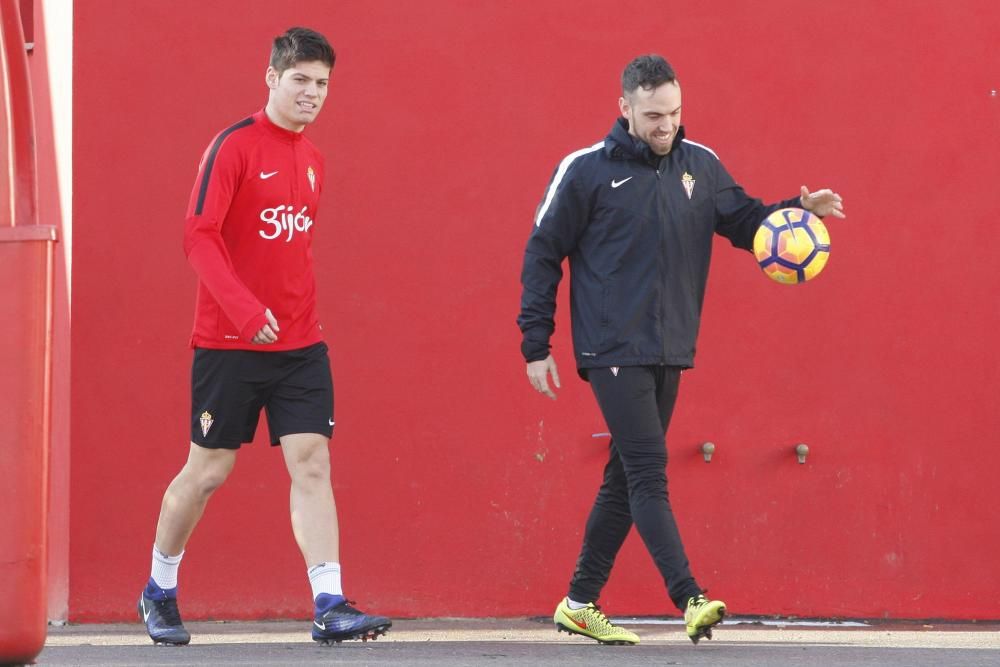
[701,442,715,463]
[795,443,809,464]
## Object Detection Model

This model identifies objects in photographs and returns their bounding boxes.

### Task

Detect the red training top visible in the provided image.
[183,109,325,351]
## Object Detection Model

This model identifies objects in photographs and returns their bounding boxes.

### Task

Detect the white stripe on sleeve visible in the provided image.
[534,141,604,226]
[681,138,719,160]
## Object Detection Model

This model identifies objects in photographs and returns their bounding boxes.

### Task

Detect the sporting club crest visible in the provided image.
[200,410,214,437]
[681,172,696,200]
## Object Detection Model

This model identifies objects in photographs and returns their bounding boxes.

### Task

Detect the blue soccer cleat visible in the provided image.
[138,580,190,646]
[312,594,391,644]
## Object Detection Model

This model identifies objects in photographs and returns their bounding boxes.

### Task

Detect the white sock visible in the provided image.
[567,597,589,610]
[151,546,184,590]
[308,562,343,599]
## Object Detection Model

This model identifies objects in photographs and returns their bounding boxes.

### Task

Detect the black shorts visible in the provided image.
[191,342,334,449]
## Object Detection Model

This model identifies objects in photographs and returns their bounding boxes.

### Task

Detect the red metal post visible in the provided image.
[0,0,56,662]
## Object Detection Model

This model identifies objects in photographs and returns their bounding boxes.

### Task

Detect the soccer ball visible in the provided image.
[753,208,831,284]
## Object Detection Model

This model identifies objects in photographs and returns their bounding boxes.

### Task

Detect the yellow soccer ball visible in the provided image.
[753,208,831,284]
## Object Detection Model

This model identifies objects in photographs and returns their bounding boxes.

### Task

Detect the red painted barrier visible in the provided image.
[0,228,55,664]
[0,0,55,661]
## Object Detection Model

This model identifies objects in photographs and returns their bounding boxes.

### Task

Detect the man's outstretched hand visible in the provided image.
[800,185,846,219]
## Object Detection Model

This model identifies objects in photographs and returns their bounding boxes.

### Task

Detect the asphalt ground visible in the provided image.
[32,617,1000,666]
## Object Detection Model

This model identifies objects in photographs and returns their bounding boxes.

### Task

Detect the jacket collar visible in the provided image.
[605,117,686,166]
[254,108,304,143]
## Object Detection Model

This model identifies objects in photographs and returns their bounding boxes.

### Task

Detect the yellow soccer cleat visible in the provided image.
[684,594,726,644]
[553,597,639,645]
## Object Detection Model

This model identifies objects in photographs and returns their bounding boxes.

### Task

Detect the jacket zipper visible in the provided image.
[654,164,666,359]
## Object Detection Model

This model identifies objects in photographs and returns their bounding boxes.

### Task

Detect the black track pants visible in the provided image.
[567,365,701,611]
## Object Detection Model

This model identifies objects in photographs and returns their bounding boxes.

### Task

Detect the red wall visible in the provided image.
[71,0,1000,621]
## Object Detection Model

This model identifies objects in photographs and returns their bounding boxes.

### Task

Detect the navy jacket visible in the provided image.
[518,118,799,372]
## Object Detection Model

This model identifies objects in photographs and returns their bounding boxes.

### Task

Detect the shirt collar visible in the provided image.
[254,109,304,143]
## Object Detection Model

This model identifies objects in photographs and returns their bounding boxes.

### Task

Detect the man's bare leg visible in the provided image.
[155,443,238,556]
[280,433,390,642]
[140,442,237,645]
[280,433,339,565]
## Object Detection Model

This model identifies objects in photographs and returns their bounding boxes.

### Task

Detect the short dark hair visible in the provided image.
[622,55,676,97]
[270,27,335,74]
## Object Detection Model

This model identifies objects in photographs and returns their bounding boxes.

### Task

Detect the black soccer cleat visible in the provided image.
[312,597,392,644]
[138,587,191,646]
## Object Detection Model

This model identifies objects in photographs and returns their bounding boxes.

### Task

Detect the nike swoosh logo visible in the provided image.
[314,620,326,630]
[611,177,633,188]
[141,599,151,622]
[260,170,279,179]
[572,618,588,629]
[329,419,335,426]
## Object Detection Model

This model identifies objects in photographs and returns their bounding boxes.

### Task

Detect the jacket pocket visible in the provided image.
[597,277,612,351]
